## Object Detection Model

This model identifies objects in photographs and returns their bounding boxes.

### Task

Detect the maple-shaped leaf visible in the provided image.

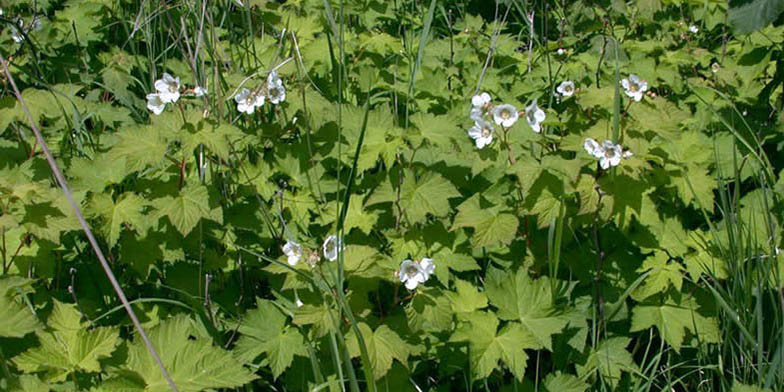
[406,288,453,333]
[543,371,588,392]
[398,171,460,225]
[124,314,257,391]
[13,300,119,382]
[152,184,222,237]
[346,323,410,380]
[450,312,533,381]
[0,276,42,338]
[88,192,145,248]
[576,337,638,388]
[445,279,488,314]
[69,154,127,193]
[632,252,684,301]
[451,195,519,248]
[631,294,719,352]
[485,268,568,351]
[233,299,307,379]
[107,126,168,173]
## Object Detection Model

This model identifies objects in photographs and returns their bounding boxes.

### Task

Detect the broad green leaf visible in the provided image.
[528,188,562,229]
[731,382,773,392]
[88,193,146,248]
[450,312,533,381]
[125,314,257,391]
[69,154,127,193]
[0,276,42,338]
[445,279,488,314]
[729,0,784,33]
[233,299,307,378]
[406,288,453,333]
[13,300,119,382]
[451,195,519,248]
[485,268,568,350]
[399,171,460,225]
[632,252,684,301]
[152,184,222,237]
[631,295,720,352]
[346,323,410,380]
[544,371,588,392]
[108,126,168,173]
[576,337,638,388]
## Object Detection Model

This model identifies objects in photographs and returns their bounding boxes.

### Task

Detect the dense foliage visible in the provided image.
[1,0,783,391]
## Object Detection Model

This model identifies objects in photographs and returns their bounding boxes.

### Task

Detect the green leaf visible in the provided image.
[450,312,532,381]
[88,193,145,248]
[233,299,307,378]
[485,268,568,350]
[108,126,168,173]
[69,154,127,193]
[632,252,684,301]
[445,279,488,314]
[731,382,773,392]
[125,315,257,391]
[528,188,562,229]
[631,295,720,352]
[729,0,784,34]
[399,171,460,225]
[13,300,119,382]
[346,323,410,380]
[576,337,638,388]
[451,195,519,248]
[544,371,588,392]
[0,276,42,338]
[152,184,222,237]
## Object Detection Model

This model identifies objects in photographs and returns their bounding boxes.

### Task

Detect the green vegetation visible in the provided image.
[0,0,783,391]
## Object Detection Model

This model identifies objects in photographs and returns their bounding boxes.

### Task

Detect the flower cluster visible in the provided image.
[621,74,648,102]
[234,71,286,114]
[398,258,435,290]
[468,92,547,148]
[146,73,206,115]
[584,138,633,169]
[281,235,343,267]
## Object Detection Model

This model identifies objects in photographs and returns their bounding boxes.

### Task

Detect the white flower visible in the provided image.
[31,16,43,31]
[598,140,623,169]
[398,258,435,290]
[556,80,575,97]
[193,86,207,97]
[584,138,603,158]
[468,120,494,149]
[493,104,519,128]
[471,92,491,108]
[556,48,566,56]
[146,93,166,115]
[11,19,24,43]
[469,107,483,121]
[524,100,546,132]
[295,298,304,308]
[267,71,286,104]
[322,235,342,262]
[234,88,265,114]
[585,138,632,169]
[621,74,648,102]
[689,25,699,33]
[0,9,4,16]
[154,73,181,103]
[711,62,720,73]
[282,240,303,266]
